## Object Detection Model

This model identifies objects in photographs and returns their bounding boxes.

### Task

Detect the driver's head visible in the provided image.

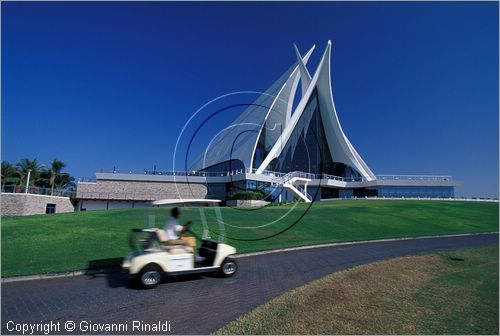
[171,207,180,219]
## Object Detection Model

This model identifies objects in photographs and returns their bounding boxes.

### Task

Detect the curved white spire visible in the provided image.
[249,45,315,170]
[257,41,376,181]
[315,41,376,181]
[294,44,312,98]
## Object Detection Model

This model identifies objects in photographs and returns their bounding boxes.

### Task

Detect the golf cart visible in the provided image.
[122,199,237,289]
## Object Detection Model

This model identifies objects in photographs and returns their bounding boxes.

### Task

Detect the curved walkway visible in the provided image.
[1,233,498,335]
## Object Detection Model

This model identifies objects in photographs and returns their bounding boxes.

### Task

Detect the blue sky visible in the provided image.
[2,1,498,198]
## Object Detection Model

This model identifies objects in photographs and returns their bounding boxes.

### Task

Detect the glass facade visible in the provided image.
[266,89,361,179]
[201,160,245,174]
[318,186,453,200]
[376,186,454,198]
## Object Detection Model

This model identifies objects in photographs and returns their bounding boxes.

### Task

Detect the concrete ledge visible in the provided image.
[1,268,120,283]
[226,200,270,207]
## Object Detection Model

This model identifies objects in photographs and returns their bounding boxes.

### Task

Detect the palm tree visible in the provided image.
[48,159,67,195]
[16,158,43,189]
[1,161,20,186]
[55,172,75,190]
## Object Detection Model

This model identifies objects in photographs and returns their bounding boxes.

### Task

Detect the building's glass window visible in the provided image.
[252,126,267,169]
[321,188,340,199]
[377,186,454,198]
[353,188,378,197]
[46,203,56,214]
[207,183,226,199]
[200,159,245,174]
[265,88,361,179]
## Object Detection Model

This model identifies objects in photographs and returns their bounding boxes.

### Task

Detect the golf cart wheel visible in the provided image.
[138,264,162,289]
[220,257,238,277]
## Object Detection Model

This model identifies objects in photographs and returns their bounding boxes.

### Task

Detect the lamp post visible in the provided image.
[25,169,32,194]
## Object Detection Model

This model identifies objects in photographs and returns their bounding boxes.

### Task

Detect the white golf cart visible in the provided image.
[122,199,237,289]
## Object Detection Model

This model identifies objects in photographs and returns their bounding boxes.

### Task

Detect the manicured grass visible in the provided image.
[216,245,499,335]
[1,200,498,277]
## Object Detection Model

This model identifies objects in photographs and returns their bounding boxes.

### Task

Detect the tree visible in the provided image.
[54,172,75,191]
[1,161,20,185]
[16,158,44,188]
[35,159,74,193]
[2,158,75,195]
[48,159,67,195]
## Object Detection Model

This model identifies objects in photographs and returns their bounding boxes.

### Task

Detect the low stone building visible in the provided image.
[1,193,75,216]
[75,173,208,211]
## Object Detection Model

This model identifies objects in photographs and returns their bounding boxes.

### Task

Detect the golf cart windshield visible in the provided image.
[128,228,159,251]
[149,199,225,242]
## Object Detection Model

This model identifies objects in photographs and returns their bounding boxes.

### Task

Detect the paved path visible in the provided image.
[2,234,498,335]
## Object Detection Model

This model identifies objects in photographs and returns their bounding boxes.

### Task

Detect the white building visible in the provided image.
[76,41,458,210]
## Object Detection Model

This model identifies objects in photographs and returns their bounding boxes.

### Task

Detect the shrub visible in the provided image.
[228,190,265,200]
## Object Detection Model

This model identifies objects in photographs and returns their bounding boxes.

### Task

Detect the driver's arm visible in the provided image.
[176,221,191,234]
[182,221,192,233]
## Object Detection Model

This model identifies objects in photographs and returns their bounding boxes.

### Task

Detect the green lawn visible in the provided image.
[1,200,498,277]
[216,245,499,335]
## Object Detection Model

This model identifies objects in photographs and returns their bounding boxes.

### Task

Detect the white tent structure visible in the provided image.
[190,41,376,183]
[75,41,457,210]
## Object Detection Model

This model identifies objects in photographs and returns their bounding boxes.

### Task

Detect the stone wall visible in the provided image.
[76,180,207,201]
[1,193,75,216]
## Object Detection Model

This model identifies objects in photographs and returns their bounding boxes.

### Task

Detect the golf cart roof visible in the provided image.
[151,199,222,206]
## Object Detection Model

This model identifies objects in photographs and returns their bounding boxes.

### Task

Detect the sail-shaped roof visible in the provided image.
[189,46,315,171]
[190,42,376,181]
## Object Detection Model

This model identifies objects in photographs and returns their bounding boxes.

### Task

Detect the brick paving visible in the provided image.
[1,233,497,335]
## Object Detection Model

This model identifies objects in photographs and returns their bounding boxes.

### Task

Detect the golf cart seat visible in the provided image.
[156,229,193,254]
[156,229,169,243]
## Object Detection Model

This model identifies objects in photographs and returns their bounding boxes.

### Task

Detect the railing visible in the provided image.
[272,172,364,183]
[125,169,220,177]
[97,168,249,178]
[272,171,315,185]
[270,171,313,201]
[1,185,76,198]
[84,169,453,184]
[78,177,97,183]
[82,168,288,180]
[376,175,453,182]
[321,173,364,182]
[85,169,367,184]
[290,171,316,180]
[292,183,312,201]
[246,168,286,178]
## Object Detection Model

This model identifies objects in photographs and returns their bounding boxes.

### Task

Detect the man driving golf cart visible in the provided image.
[122,199,237,288]
[163,207,196,250]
